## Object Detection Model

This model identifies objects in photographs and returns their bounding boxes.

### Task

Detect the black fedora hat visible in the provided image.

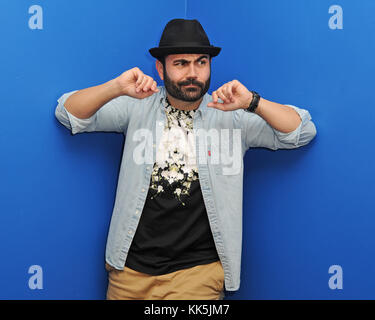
[149,19,221,60]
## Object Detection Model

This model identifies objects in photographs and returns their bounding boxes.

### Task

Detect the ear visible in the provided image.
[155,60,164,81]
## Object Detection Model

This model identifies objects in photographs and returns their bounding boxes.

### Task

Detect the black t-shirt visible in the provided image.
[125,98,219,275]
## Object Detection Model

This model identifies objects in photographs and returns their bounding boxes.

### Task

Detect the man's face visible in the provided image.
[160,53,211,102]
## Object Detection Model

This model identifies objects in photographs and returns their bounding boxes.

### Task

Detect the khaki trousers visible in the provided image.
[105,261,225,300]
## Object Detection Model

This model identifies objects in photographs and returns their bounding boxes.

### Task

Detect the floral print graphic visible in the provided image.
[149,97,199,206]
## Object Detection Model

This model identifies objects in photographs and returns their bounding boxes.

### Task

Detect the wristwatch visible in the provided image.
[244,91,261,113]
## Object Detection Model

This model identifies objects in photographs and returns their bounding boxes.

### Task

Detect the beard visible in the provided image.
[163,66,211,102]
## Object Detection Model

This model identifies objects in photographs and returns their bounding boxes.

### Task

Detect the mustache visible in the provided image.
[179,80,202,87]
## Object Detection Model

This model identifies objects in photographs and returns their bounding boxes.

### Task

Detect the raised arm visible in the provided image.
[55,67,159,135]
[207,79,317,151]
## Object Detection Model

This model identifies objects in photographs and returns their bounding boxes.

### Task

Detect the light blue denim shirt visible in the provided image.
[55,85,317,291]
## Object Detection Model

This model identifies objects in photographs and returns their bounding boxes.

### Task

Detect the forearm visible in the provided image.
[64,79,123,119]
[245,95,302,133]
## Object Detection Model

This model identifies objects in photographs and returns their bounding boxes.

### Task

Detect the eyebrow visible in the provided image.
[173,55,209,64]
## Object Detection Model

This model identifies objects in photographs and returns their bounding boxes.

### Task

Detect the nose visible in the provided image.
[186,63,198,79]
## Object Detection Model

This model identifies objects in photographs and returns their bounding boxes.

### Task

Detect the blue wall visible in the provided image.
[190,0,374,299]
[1,0,374,299]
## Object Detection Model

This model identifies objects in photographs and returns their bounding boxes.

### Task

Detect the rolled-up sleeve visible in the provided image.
[238,104,317,151]
[55,90,135,135]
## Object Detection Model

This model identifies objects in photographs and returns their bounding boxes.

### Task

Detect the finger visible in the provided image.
[135,74,145,89]
[142,77,154,91]
[132,68,142,83]
[147,78,159,92]
[212,91,219,103]
[139,76,149,89]
[216,89,229,104]
[134,68,144,83]
[151,81,159,92]
[136,76,148,92]
[151,81,157,90]
[211,90,226,104]
[222,86,232,102]
[225,83,235,101]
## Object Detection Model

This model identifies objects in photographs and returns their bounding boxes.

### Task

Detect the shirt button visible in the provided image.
[159,122,163,126]
[142,188,145,192]
[128,230,133,235]
[135,210,139,215]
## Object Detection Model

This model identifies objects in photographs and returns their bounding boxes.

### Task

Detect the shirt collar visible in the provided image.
[158,86,208,121]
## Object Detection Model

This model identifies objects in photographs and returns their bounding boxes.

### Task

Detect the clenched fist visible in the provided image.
[114,67,159,99]
[207,80,253,111]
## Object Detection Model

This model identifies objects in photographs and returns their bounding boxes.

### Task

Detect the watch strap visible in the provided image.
[245,91,260,113]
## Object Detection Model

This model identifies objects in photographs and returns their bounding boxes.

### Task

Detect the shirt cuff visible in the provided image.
[56,90,95,135]
[272,104,312,146]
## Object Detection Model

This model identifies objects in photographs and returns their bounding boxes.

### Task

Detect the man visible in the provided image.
[55,19,317,300]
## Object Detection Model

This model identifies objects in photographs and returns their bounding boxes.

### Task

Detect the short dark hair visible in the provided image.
[157,56,166,67]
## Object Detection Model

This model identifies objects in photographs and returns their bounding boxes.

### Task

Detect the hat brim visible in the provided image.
[149,46,221,59]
